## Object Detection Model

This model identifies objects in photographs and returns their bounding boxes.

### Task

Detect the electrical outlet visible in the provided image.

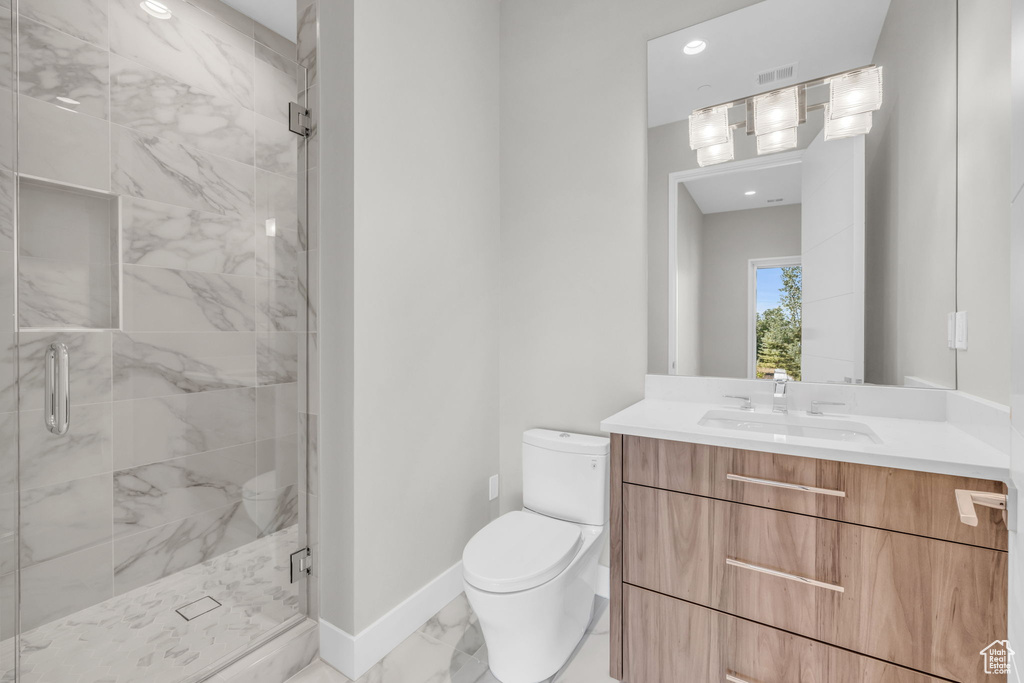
[488,475,499,501]
[955,311,968,350]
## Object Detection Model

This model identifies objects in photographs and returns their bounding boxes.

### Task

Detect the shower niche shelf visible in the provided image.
[17,176,121,331]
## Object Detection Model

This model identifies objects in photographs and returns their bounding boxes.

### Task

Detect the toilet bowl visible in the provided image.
[462,429,609,683]
[242,471,279,531]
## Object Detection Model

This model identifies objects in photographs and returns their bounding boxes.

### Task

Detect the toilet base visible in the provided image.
[464,524,603,683]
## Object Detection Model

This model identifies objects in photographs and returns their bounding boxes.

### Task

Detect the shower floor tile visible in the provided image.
[5,526,301,683]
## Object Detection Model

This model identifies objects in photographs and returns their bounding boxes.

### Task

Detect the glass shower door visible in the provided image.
[5,0,310,680]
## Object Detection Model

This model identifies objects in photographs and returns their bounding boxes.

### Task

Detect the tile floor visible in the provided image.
[5,526,301,683]
[285,594,616,683]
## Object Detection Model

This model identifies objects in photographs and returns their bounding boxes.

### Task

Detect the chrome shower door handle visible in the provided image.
[44,342,70,435]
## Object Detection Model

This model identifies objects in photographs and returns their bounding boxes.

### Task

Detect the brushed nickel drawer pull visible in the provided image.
[725,675,751,683]
[726,473,846,497]
[726,557,845,593]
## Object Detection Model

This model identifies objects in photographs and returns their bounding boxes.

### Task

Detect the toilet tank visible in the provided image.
[522,429,609,526]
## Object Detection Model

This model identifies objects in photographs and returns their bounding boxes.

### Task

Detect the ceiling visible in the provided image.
[219,0,296,41]
[683,158,803,214]
[647,0,891,128]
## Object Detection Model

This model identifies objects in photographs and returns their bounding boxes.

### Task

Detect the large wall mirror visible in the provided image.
[648,0,959,389]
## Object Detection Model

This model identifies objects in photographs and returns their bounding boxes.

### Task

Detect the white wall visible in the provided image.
[500,0,760,517]
[864,0,958,390]
[958,0,1012,405]
[676,184,703,376]
[699,205,802,378]
[318,0,500,634]
[801,133,865,384]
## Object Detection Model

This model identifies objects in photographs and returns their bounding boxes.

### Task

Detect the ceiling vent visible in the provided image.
[756,62,798,88]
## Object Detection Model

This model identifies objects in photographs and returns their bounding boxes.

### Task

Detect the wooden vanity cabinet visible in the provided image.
[610,435,1010,683]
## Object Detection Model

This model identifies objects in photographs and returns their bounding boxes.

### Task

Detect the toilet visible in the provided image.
[462,429,609,683]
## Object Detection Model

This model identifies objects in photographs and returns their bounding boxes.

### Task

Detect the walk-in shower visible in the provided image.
[0,0,315,679]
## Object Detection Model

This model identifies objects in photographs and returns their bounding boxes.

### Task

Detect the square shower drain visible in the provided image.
[176,596,222,621]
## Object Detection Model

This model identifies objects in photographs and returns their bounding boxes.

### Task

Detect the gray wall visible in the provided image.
[317,0,500,634]
[698,205,802,378]
[958,0,1012,404]
[676,185,703,375]
[499,0,760,517]
[864,0,957,390]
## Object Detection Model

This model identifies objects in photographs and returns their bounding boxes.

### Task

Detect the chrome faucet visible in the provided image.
[723,395,753,411]
[772,369,789,414]
[808,400,846,416]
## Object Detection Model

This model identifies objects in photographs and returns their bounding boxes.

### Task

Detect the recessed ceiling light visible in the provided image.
[140,0,172,19]
[683,40,707,56]
[744,191,756,196]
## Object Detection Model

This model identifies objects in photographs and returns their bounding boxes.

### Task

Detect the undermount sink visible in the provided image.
[698,409,882,444]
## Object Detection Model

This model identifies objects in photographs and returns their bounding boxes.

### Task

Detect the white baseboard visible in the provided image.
[596,564,610,599]
[319,561,465,680]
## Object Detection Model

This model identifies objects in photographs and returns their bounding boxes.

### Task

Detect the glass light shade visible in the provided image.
[829,66,883,118]
[688,106,729,150]
[752,87,800,135]
[824,105,872,141]
[697,129,734,167]
[756,127,797,155]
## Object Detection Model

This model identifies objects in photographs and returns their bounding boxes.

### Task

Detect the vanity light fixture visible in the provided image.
[752,87,801,135]
[756,127,798,155]
[683,39,708,56]
[688,105,729,150]
[140,0,172,19]
[824,104,872,141]
[686,64,882,161]
[696,129,734,167]
[829,66,883,118]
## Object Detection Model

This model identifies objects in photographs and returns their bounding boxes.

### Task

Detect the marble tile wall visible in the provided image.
[12,0,308,634]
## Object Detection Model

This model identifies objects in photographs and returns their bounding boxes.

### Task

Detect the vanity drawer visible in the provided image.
[622,485,1008,683]
[622,435,1009,550]
[624,584,947,683]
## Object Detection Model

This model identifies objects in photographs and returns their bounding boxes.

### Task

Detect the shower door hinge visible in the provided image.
[290,547,312,583]
[289,102,311,137]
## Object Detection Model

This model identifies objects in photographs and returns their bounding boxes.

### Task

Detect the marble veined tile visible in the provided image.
[254,22,296,64]
[253,484,296,538]
[256,114,298,176]
[113,499,257,594]
[255,43,298,122]
[419,594,485,659]
[20,402,113,490]
[20,472,113,567]
[110,54,255,166]
[114,442,255,535]
[109,0,254,109]
[296,0,316,88]
[19,17,109,119]
[0,170,14,254]
[122,196,255,276]
[17,330,112,408]
[112,125,255,218]
[258,278,299,332]
[20,542,113,632]
[257,382,298,441]
[257,435,298,491]
[0,12,11,92]
[113,387,257,469]
[19,256,116,329]
[20,0,108,49]
[286,661,350,683]
[19,96,109,191]
[258,332,299,386]
[112,331,255,400]
[355,631,477,683]
[122,265,257,332]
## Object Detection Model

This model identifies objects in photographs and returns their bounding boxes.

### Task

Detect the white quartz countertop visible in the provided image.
[600,398,1012,484]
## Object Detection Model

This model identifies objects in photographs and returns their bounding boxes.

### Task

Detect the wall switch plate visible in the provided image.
[488,475,499,501]
[954,311,968,350]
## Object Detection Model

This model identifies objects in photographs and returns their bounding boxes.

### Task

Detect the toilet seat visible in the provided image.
[463,511,583,593]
